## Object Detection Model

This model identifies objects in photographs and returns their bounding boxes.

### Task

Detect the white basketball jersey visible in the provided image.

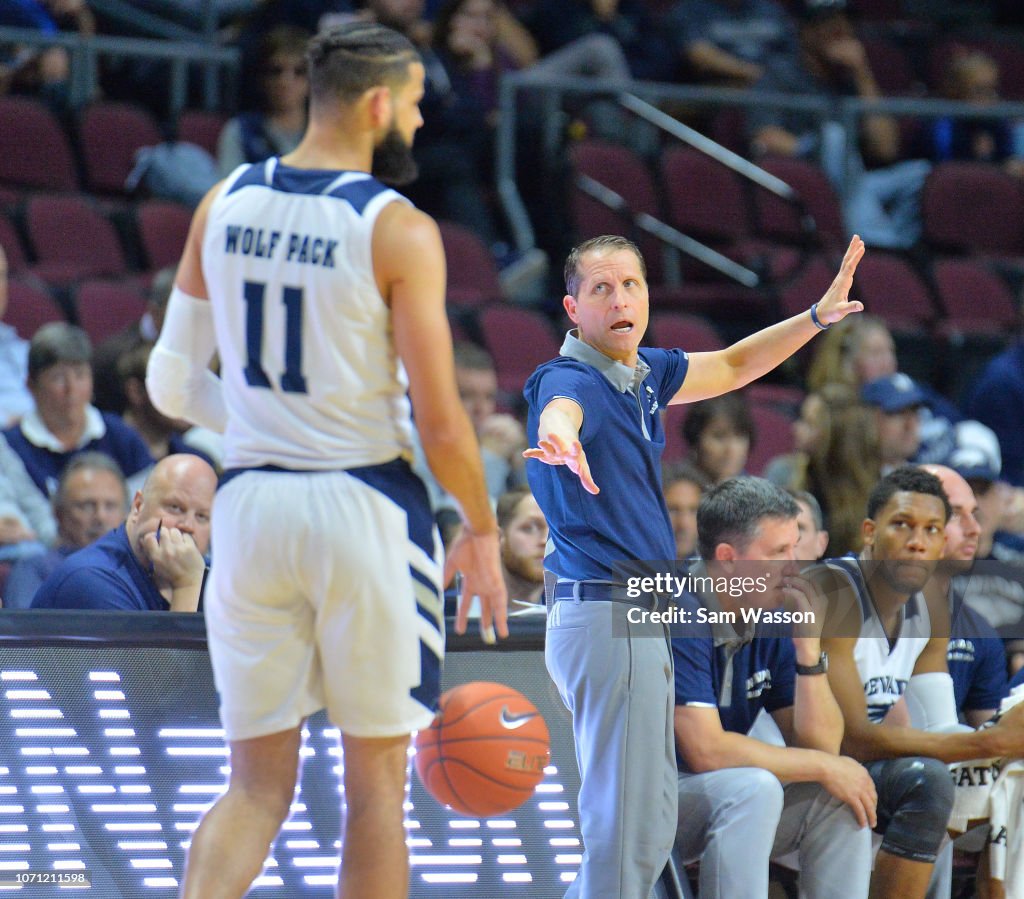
[823,555,932,723]
[202,159,415,471]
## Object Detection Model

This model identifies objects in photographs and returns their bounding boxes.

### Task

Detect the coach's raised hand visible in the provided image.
[814,235,866,327]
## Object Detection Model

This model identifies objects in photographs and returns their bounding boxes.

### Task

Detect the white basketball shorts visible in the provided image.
[204,459,445,741]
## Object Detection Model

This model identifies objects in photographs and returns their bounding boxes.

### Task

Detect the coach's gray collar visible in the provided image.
[560,330,650,394]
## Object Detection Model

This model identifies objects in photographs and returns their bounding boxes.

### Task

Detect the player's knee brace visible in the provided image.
[879,757,955,863]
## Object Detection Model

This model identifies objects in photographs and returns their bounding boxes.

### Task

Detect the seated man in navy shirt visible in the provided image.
[32,454,215,612]
[5,452,128,609]
[3,323,153,499]
[918,465,1008,726]
[673,477,876,899]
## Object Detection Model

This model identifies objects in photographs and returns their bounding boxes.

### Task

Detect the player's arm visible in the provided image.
[146,182,227,433]
[668,236,865,405]
[824,634,1022,762]
[522,398,599,495]
[675,705,876,827]
[377,203,507,639]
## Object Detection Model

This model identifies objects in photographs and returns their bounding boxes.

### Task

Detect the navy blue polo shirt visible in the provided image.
[32,525,168,611]
[524,331,688,581]
[949,589,1008,716]
[672,592,796,768]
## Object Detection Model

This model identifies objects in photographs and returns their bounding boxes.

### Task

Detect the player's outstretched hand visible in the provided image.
[523,433,599,495]
[445,527,509,643]
[819,754,878,829]
[814,235,866,327]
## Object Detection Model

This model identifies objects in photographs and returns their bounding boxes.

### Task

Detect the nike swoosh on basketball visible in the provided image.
[499,706,538,729]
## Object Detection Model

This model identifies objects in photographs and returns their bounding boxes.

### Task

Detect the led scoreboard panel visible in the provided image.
[0,612,584,897]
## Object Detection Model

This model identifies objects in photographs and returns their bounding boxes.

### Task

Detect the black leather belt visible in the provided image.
[550,580,667,612]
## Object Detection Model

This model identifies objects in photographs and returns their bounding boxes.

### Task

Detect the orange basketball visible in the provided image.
[414,681,551,817]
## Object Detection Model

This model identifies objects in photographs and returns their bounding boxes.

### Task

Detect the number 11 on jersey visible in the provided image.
[243,280,308,394]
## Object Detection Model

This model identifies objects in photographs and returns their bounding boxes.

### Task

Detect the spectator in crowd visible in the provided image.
[919,49,1024,177]
[965,332,1024,487]
[817,467,1024,899]
[662,461,709,560]
[861,373,925,472]
[793,383,881,557]
[4,452,128,609]
[673,477,875,899]
[747,0,930,249]
[0,432,55,562]
[524,0,673,83]
[414,341,527,509]
[32,454,215,612]
[806,313,896,394]
[3,323,153,498]
[0,244,33,426]
[949,433,1024,671]
[496,486,546,610]
[918,464,1007,727]
[93,266,175,415]
[0,0,94,114]
[666,0,798,86]
[789,488,829,560]
[681,391,754,485]
[807,314,961,432]
[117,343,217,470]
[217,25,311,176]
[764,390,827,488]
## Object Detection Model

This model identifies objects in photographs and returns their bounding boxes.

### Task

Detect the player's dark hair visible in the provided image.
[306,22,419,106]
[866,465,951,522]
[564,235,646,298]
[697,476,799,561]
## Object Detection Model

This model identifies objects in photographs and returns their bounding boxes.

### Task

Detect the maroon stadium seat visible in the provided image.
[752,156,846,249]
[438,220,503,307]
[136,200,192,272]
[478,305,560,394]
[75,280,147,344]
[79,101,163,195]
[5,278,65,339]
[176,108,228,158]
[569,139,666,284]
[932,258,1019,336]
[847,253,938,333]
[661,146,750,246]
[649,312,725,353]
[922,162,1024,256]
[0,97,79,193]
[0,209,28,273]
[25,195,129,285]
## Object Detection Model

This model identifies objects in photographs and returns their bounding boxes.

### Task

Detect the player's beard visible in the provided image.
[372,125,418,186]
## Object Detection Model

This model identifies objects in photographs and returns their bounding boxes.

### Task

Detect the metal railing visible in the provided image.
[0,25,239,114]
[496,71,1024,283]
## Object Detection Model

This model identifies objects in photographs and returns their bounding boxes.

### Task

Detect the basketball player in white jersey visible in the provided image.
[817,466,1024,899]
[145,22,507,899]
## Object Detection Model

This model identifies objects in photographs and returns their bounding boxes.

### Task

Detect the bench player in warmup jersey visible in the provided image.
[145,22,507,899]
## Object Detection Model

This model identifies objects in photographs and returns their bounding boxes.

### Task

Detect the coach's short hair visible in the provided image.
[306,22,419,106]
[564,235,646,298]
[28,323,91,381]
[697,476,799,561]
[866,465,951,522]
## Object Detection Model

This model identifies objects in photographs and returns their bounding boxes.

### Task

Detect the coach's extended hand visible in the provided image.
[813,235,866,327]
